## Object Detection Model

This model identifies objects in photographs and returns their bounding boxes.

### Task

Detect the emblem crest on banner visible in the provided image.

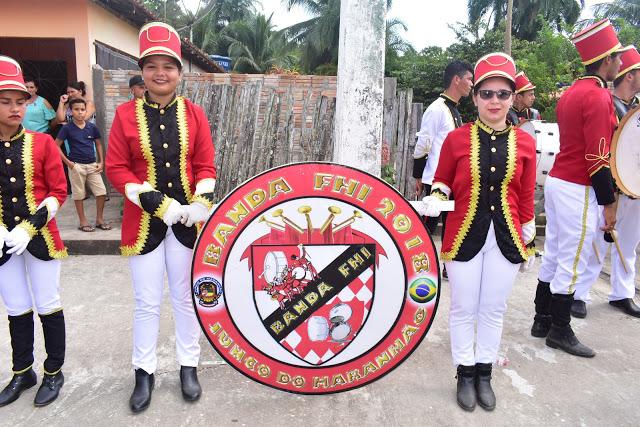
[192,163,440,394]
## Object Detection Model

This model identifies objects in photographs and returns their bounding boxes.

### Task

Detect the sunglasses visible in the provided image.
[477,89,513,100]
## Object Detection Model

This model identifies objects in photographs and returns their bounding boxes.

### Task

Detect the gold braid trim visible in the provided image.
[120,99,155,257]
[154,196,172,219]
[441,123,481,261]
[22,134,67,258]
[569,188,590,292]
[191,195,214,210]
[431,191,448,202]
[17,220,38,238]
[500,129,530,261]
[176,97,193,201]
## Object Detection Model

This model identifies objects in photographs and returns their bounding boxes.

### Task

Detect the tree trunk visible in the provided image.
[333,0,386,176]
[504,0,513,55]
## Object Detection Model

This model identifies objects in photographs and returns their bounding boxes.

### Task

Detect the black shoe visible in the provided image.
[0,369,37,407]
[475,363,496,411]
[570,300,587,318]
[546,325,595,358]
[34,371,64,407]
[130,369,154,413]
[609,299,640,318]
[531,315,551,338]
[455,365,476,411]
[180,366,201,402]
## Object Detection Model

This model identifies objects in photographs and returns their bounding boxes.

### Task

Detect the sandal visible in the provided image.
[95,223,112,231]
[78,225,95,232]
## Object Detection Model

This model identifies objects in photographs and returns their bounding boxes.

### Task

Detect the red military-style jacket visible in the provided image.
[0,128,67,266]
[550,76,617,205]
[431,120,536,264]
[106,96,216,256]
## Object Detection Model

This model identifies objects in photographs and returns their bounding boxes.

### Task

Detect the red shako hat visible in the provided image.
[474,52,517,87]
[0,55,30,99]
[138,22,182,69]
[515,71,536,94]
[616,45,640,79]
[571,19,622,65]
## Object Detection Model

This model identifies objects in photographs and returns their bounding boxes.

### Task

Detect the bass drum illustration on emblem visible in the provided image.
[262,251,288,283]
[308,316,330,341]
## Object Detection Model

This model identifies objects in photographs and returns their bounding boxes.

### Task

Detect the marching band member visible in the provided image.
[412,60,474,278]
[105,22,216,413]
[573,45,640,318]
[532,19,622,356]
[508,71,541,124]
[422,53,536,412]
[0,56,68,407]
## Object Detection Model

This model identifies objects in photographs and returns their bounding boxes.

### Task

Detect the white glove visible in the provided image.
[421,195,443,217]
[5,226,31,256]
[520,254,536,272]
[163,199,187,226]
[180,202,209,227]
[0,226,8,257]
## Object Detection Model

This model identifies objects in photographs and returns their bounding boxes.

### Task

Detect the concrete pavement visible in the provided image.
[0,239,639,426]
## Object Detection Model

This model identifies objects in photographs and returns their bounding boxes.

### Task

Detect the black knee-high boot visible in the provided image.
[545,293,595,358]
[39,310,66,374]
[0,312,37,407]
[531,280,552,337]
[34,310,66,407]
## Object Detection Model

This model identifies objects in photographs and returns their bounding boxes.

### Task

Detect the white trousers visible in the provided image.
[129,228,200,373]
[538,176,598,295]
[575,195,640,302]
[446,223,519,366]
[0,252,62,316]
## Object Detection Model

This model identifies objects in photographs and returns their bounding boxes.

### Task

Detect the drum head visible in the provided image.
[329,303,353,324]
[611,107,640,198]
[263,251,287,283]
[307,316,329,341]
[292,266,306,280]
[330,323,351,342]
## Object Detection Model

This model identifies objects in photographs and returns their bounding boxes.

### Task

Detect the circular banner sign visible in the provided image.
[192,163,440,394]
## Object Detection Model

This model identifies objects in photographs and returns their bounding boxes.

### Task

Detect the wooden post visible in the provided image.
[333,0,386,176]
[504,0,513,55]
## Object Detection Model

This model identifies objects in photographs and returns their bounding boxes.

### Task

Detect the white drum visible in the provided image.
[518,120,559,187]
[263,251,288,284]
[329,303,353,324]
[330,323,351,342]
[611,107,640,198]
[307,316,329,341]
[292,266,306,280]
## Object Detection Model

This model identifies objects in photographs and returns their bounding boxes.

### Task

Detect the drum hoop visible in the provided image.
[610,105,640,198]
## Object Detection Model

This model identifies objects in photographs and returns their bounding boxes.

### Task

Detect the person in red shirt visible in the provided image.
[422,53,536,412]
[0,55,68,407]
[532,19,623,358]
[105,22,216,413]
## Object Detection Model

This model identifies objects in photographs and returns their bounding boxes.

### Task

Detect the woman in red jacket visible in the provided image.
[0,55,68,407]
[105,22,216,413]
[422,53,536,412]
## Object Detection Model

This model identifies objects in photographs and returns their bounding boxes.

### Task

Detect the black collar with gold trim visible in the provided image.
[439,93,458,106]
[476,119,511,136]
[0,126,25,143]
[143,92,179,110]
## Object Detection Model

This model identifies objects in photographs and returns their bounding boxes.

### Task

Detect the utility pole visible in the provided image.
[333,0,386,176]
[504,0,513,54]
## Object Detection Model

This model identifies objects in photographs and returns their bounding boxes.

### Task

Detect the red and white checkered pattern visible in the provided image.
[281,266,374,365]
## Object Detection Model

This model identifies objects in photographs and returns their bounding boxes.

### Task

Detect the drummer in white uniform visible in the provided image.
[572,45,640,318]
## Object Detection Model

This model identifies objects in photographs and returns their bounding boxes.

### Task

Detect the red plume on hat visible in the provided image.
[514,71,536,94]
[616,45,640,79]
[571,19,622,65]
[474,52,517,86]
[138,22,182,69]
[0,55,30,99]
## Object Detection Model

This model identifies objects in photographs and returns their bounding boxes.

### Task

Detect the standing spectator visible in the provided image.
[56,81,96,126]
[23,78,56,133]
[129,75,145,100]
[55,98,110,232]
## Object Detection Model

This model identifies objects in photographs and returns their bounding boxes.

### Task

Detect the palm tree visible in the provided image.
[593,0,640,26]
[468,0,585,40]
[224,14,298,74]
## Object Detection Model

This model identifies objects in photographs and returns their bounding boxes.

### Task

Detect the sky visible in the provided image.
[258,0,612,50]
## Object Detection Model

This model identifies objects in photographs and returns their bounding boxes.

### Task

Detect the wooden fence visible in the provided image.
[94,69,422,200]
